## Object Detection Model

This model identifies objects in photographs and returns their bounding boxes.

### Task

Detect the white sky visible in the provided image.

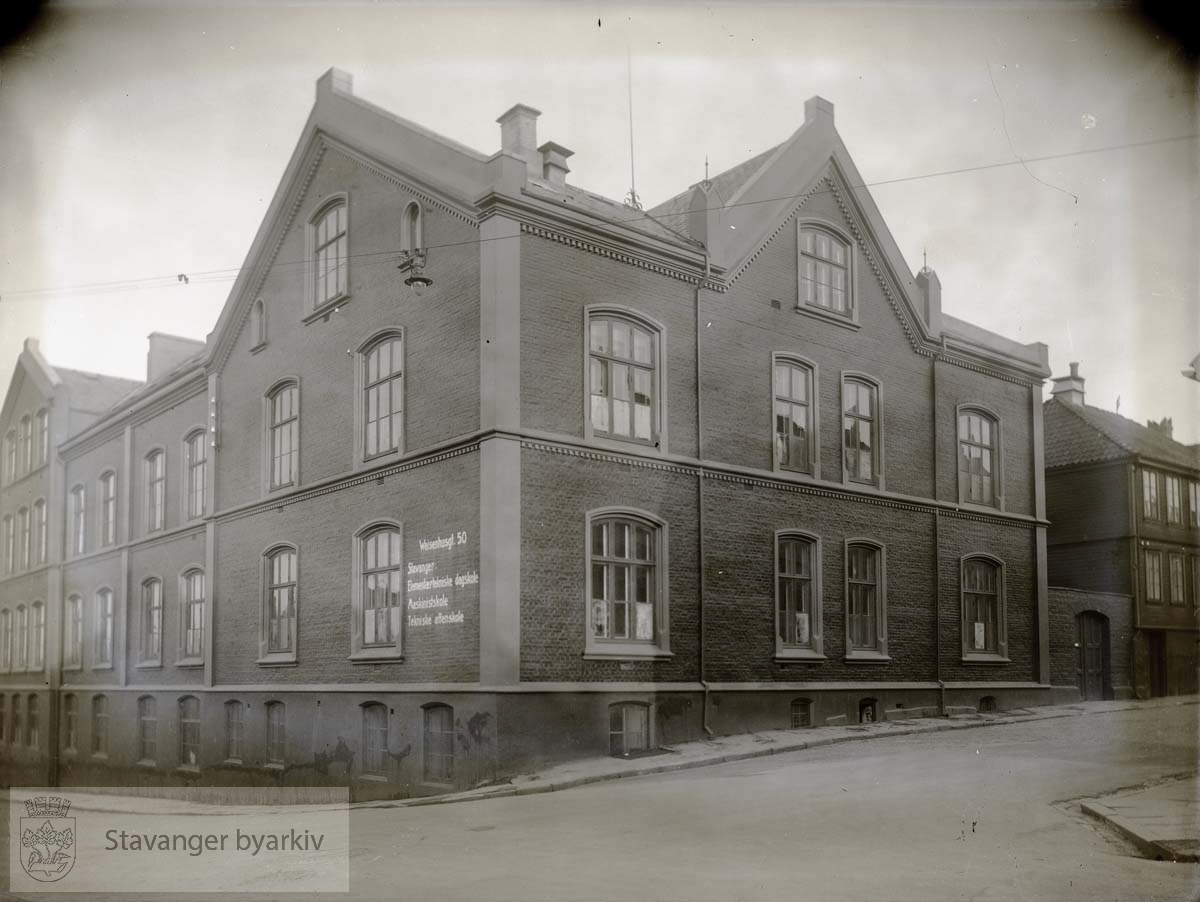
[1,1,1197,440]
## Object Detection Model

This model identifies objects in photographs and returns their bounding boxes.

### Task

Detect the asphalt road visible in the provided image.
[5,702,1198,901]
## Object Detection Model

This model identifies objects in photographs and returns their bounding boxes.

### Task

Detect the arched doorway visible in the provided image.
[1076,611,1111,700]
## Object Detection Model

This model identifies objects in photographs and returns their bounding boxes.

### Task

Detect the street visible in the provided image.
[6,702,1198,901]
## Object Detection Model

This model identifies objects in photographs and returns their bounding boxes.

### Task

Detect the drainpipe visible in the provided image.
[696,251,714,735]
[932,355,945,716]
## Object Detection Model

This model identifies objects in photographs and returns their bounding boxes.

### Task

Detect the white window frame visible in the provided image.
[95,588,114,668]
[355,330,406,464]
[961,554,1009,662]
[3,431,15,483]
[137,695,157,765]
[183,429,207,520]
[775,530,825,660]
[265,700,286,766]
[224,700,244,762]
[145,449,166,533]
[92,694,110,756]
[263,379,300,492]
[259,544,298,665]
[304,194,350,318]
[69,484,87,555]
[362,702,389,777]
[771,354,819,478]
[17,507,29,570]
[957,405,1003,509]
[251,299,268,351]
[63,693,78,752]
[844,539,889,661]
[99,472,117,546]
[179,568,205,665]
[841,373,883,489]
[178,695,201,769]
[796,220,858,326]
[63,596,82,669]
[583,508,672,661]
[139,578,163,666]
[2,516,12,574]
[402,201,424,253]
[14,605,27,671]
[350,522,404,662]
[36,408,49,465]
[1142,468,1160,521]
[583,306,668,455]
[29,601,44,671]
[1165,475,1183,525]
[0,610,10,672]
[33,499,46,565]
[18,415,31,475]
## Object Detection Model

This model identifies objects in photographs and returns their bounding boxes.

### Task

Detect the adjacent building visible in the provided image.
[1,69,1054,797]
[1045,365,1200,699]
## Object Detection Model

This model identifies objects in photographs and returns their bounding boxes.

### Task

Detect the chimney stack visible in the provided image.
[538,141,573,190]
[1146,417,1174,440]
[497,104,542,181]
[147,333,205,382]
[1050,361,1086,407]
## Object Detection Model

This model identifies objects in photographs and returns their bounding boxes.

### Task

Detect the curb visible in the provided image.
[356,698,1198,811]
[1080,799,1199,863]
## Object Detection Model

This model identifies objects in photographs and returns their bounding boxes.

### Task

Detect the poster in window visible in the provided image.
[794,611,810,646]
[973,621,986,650]
[635,602,653,640]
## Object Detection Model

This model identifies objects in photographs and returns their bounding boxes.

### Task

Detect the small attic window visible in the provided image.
[402,202,423,253]
[798,224,854,320]
[251,300,267,350]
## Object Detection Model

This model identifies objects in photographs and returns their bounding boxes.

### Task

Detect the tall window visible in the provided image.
[588,313,658,445]
[1190,482,1200,528]
[99,472,117,545]
[17,507,29,570]
[842,377,879,484]
[138,696,157,762]
[0,695,5,743]
[2,515,12,573]
[268,382,299,489]
[845,542,885,656]
[776,532,822,657]
[362,334,404,459]
[27,695,39,748]
[36,409,48,465]
[362,703,388,776]
[14,605,27,671]
[95,588,114,666]
[799,225,852,316]
[423,704,454,782]
[179,696,200,767]
[181,570,205,660]
[311,200,348,309]
[63,694,78,751]
[92,695,110,755]
[63,596,82,668]
[773,359,814,474]
[0,610,9,671]
[29,602,44,670]
[11,695,21,747]
[359,528,402,651]
[141,578,163,663]
[70,485,86,554]
[962,556,1006,658]
[1142,469,1160,520]
[589,515,660,647]
[3,431,15,482]
[184,430,206,519]
[402,202,423,252]
[19,415,32,474]
[33,499,46,564]
[1165,476,1183,525]
[145,450,165,531]
[224,701,244,761]
[1144,550,1163,603]
[264,548,297,660]
[958,409,999,506]
[266,701,286,765]
[1168,553,1186,606]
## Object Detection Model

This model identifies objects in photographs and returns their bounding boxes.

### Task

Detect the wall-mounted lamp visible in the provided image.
[398,249,432,297]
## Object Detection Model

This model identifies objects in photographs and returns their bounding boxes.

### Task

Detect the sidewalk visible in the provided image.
[367,694,1199,810]
[1082,773,1200,863]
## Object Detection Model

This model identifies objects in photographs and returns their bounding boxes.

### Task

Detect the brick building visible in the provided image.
[1045,365,1199,699]
[1,69,1054,797]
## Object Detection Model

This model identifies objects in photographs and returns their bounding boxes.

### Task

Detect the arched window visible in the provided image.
[310,198,348,309]
[0,695,5,743]
[92,695,110,755]
[361,333,404,459]
[962,555,1007,660]
[790,698,813,729]
[362,702,388,776]
[95,588,114,666]
[181,569,205,661]
[266,701,286,765]
[27,694,39,747]
[3,430,16,482]
[354,526,402,656]
[179,696,200,767]
[958,408,1000,507]
[608,702,650,757]
[69,484,87,554]
[262,547,297,662]
[586,512,668,657]
[144,450,165,531]
[63,596,82,668]
[224,700,244,761]
[11,695,21,747]
[845,541,888,659]
[137,696,157,762]
[773,356,816,474]
[402,202,423,253]
[29,602,44,670]
[33,499,47,563]
[63,694,78,751]
[252,299,267,348]
[586,310,662,447]
[18,414,32,474]
[776,531,823,658]
[141,578,163,664]
[266,381,299,489]
[99,472,117,546]
[36,408,49,465]
[842,376,880,486]
[14,605,27,671]
[0,610,9,671]
[798,224,852,317]
[2,515,12,573]
[423,704,454,782]
[184,430,206,519]
[17,507,29,570]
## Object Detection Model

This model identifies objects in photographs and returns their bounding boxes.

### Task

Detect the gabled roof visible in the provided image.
[56,367,143,415]
[1044,398,1200,472]
[648,143,782,225]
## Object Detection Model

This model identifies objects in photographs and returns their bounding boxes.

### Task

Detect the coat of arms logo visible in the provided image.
[19,796,75,882]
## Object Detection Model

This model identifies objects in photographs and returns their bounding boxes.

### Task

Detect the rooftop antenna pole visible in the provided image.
[705,155,709,183]
[624,44,642,210]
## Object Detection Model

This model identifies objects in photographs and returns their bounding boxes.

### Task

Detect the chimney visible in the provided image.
[1146,417,1174,440]
[497,103,542,181]
[538,141,573,190]
[914,266,942,331]
[1050,361,1086,407]
[147,333,204,382]
[804,95,835,126]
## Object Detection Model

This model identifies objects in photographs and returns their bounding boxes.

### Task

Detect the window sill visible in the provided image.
[256,654,297,667]
[584,433,667,459]
[358,773,389,783]
[961,654,1011,664]
[844,476,882,491]
[349,649,404,664]
[137,759,157,769]
[302,295,351,326]
[958,499,1004,515]
[250,341,268,355]
[845,651,891,663]
[795,303,860,331]
[135,661,162,670]
[361,448,403,467]
[775,649,827,663]
[176,659,204,669]
[263,762,285,771]
[583,645,673,662]
[91,752,108,760]
[91,663,114,672]
[61,664,83,673]
[176,766,200,776]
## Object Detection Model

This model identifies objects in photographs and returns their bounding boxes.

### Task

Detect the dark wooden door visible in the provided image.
[1147,631,1168,697]
[1077,612,1109,700]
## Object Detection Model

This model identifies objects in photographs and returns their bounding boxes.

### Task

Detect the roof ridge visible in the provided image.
[1053,399,1137,455]
[53,365,143,384]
